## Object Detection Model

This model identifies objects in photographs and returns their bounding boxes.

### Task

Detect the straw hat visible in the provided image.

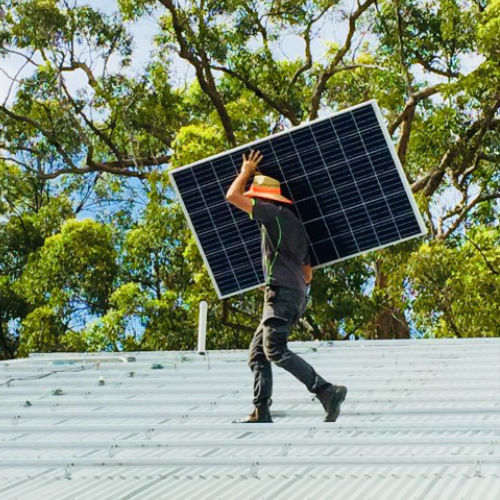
[243,175,293,204]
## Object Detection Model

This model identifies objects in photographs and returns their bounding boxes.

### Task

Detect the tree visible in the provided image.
[0,0,498,353]
[386,226,499,338]
[111,0,500,339]
[15,218,118,355]
[0,162,73,358]
[0,0,183,179]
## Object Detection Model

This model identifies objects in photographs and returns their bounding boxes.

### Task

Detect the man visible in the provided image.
[226,149,347,423]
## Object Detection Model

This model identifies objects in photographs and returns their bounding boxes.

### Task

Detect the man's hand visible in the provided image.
[303,264,313,284]
[241,150,263,176]
[226,150,263,215]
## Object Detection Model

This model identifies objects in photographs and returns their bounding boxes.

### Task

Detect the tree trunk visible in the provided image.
[0,322,15,360]
[370,259,410,339]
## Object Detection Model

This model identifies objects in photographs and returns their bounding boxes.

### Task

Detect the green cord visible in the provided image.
[266,215,282,284]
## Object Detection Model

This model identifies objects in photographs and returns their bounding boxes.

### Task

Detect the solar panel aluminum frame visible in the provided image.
[169,99,427,299]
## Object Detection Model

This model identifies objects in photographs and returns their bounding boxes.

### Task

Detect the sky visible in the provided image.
[0,0,363,104]
[0,0,484,107]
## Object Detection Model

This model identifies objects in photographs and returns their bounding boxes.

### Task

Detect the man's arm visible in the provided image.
[225,150,263,215]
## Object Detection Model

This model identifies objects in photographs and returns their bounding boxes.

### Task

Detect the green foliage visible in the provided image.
[0,0,498,357]
[387,227,500,338]
[374,0,479,72]
[0,1,182,181]
[18,305,74,357]
[171,123,226,167]
[300,258,380,340]
[117,0,156,20]
[477,0,500,58]
[17,219,117,313]
[0,163,74,358]
[14,219,118,355]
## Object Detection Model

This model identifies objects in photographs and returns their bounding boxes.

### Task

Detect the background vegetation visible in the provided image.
[0,0,498,358]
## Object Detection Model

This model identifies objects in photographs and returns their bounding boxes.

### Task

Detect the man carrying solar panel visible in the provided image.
[226,150,347,423]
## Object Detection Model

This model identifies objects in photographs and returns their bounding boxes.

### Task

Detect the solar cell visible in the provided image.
[169,100,427,299]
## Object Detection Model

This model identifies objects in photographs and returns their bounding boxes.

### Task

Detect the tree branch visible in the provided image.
[288,24,313,90]
[74,172,102,214]
[388,84,445,135]
[2,48,40,67]
[397,103,415,166]
[414,55,460,79]
[58,76,124,160]
[1,84,170,180]
[395,0,413,93]
[439,191,500,239]
[241,1,270,51]
[221,300,255,334]
[0,104,80,171]
[0,156,32,170]
[309,0,376,120]
[210,64,300,125]
[411,99,500,196]
[60,61,98,88]
[424,203,436,237]
[462,233,499,275]
[37,154,171,180]
[158,0,236,145]
[478,153,499,163]
[302,311,326,339]
[2,51,35,106]
[287,2,336,91]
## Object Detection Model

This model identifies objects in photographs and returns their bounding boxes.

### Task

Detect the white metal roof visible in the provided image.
[1,337,500,499]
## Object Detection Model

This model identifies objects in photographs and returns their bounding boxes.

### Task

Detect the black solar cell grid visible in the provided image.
[170,100,426,298]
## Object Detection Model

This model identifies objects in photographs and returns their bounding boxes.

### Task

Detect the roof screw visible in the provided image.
[250,461,259,478]
[474,460,482,477]
[65,463,72,479]
[24,401,32,407]
[280,443,291,456]
[98,376,105,386]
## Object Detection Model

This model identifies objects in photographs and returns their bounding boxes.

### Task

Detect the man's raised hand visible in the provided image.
[241,150,263,176]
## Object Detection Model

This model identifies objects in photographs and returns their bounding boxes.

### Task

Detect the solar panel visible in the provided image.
[169,100,427,299]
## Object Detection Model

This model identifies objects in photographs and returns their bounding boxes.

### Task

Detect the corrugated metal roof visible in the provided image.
[1,337,499,499]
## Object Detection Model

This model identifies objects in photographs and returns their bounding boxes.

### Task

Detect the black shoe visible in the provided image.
[233,403,273,423]
[316,384,347,422]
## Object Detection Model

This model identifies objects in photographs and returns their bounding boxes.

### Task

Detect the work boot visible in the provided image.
[233,400,273,423]
[316,384,347,422]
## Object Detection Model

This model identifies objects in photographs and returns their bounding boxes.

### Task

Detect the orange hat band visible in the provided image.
[243,174,293,204]
[247,185,281,195]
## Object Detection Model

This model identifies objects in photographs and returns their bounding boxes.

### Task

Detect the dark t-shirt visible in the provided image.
[250,198,310,294]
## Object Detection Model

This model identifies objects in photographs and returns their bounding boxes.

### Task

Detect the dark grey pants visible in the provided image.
[248,285,329,406]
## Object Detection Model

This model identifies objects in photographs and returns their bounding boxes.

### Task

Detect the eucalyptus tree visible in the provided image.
[0,0,498,353]
[118,0,499,338]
